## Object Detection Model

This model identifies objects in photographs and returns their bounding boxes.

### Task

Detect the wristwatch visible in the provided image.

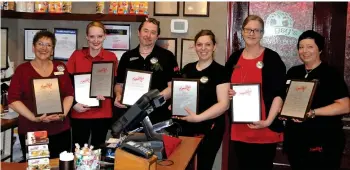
[310,109,316,118]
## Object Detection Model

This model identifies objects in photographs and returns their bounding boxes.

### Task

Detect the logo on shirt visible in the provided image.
[57,65,65,72]
[200,76,209,84]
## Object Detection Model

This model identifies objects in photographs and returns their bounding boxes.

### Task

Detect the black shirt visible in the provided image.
[116,45,180,124]
[284,62,349,148]
[181,61,230,132]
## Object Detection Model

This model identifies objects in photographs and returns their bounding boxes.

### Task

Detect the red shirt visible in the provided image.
[230,53,283,143]
[66,48,118,119]
[8,61,73,135]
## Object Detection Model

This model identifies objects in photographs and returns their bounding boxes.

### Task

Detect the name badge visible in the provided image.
[54,72,64,75]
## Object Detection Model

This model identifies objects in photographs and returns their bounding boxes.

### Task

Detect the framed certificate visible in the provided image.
[231,83,261,123]
[171,78,199,116]
[90,61,115,98]
[73,73,101,108]
[53,28,77,60]
[121,69,152,106]
[32,77,63,117]
[154,2,179,16]
[103,24,130,50]
[183,2,210,17]
[24,28,47,61]
[181,39,198,68]
[280,80,318,120]
[1,28,8,70]
[156,38,177,57]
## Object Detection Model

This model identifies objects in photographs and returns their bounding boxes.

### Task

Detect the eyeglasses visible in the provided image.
[36,42,53,48]
[243,28,263,34]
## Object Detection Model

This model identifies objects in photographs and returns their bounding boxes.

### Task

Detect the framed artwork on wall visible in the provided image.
[183,2,210,17]
[103,24,131,50]
[1,28,8,70]
[180,38,197,68]
[53,28,77,60]
[24,28,47,61]
[156,38,177,57]
[154,2,179,16]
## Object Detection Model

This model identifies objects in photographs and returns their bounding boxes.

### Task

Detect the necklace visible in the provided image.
[305,62,321,78]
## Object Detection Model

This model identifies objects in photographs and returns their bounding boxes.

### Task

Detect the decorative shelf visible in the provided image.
[1,10,147,22]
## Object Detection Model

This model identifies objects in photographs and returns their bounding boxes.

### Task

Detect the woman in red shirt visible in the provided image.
[225,15,286,170]
[8,30,74,160]
[66,21,118,149]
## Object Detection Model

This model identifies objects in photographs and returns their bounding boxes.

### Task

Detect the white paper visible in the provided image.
[232,84,261,122]
[181,39,198,68]
[74,74,99,107]
[122,70,152,105]
[54,29,77,60]
[103,25,130,50]
[172,80,198,116]
[25,29,44,60]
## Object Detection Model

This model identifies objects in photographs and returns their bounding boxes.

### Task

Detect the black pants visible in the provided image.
[19,129,71,161]
[175,117,225,170]
[228,141,277,170]
[286,136,345,170]
[71,118,111,150]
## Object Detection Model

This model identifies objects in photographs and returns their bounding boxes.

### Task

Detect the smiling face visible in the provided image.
[138,22,159,47]
[242,20,264,46]
[298,38,321,65]
[86,26,105,51]
[195,35,216,61]
[32,37,53,61]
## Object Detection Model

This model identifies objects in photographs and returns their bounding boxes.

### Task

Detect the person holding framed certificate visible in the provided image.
[8,30,74,160]
[225,15,286,170]
[66,21,118,150]
[283,30,350,170]
[114,18,181,125]
[172,30,230,170]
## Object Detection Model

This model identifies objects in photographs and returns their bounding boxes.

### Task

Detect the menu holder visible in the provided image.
[90,61,115,98]
[121,69,152,106]
[32,77,63,117]
[73,73,101,108]
[231,83,261,123]
[280,79,318,121]
[171,78,199,116]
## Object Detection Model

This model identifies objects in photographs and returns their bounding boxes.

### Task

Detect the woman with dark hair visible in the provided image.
[66,21,118,149]
[226,15,286,170]
[283,30,350,170]
[8,30,74,160]
[174,29,230,170]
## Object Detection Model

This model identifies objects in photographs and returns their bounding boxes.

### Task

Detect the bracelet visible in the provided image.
[310,109,316,118]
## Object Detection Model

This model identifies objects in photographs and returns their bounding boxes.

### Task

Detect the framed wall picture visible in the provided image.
[103,24,131,50]
[156,38,177,57]
[154,2,179,16]
[24,28,47,61]
[180,38,197,68]
[183,2,210,17]
[1,28,8,70]
[106,49,127,64]
[53,28,77,60]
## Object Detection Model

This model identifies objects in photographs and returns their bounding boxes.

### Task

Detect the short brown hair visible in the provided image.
[242,15,264,32]
[194,30,217,45]
[33,30,56,48]
[86,21,106,35]
[138,18,161,35]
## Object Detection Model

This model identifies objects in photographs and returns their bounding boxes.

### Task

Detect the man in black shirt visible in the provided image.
[114,18,180,125]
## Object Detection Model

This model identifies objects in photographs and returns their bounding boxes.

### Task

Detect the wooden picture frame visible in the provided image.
[1,28,8,70]
[156,38,177,57]
[24,28,47,61]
